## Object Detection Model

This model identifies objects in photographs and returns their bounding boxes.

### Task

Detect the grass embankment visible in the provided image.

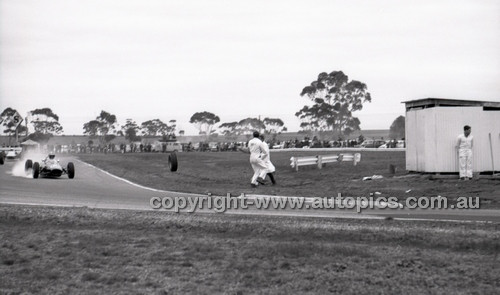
[1,205,499,294]
[77,151,500,208]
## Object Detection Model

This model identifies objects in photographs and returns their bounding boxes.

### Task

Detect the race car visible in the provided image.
[0,147,23,164]
[24,154,75,179]
[5,148,21,160]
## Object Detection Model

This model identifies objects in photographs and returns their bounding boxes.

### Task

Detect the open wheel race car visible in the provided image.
[25,154,75,179]
[6,148,22,160]
[0,148,22,165]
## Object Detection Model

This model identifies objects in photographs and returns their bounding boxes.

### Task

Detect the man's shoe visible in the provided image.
[251,183,258,188]
[268,173,276,185]
[256,177,267,185]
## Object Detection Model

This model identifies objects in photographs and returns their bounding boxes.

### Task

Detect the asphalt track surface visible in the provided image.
[1,157,499,222]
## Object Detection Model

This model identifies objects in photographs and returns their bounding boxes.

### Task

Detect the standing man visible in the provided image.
[260,134,276,185]
[456,125,473,180]
[240,131,269,187]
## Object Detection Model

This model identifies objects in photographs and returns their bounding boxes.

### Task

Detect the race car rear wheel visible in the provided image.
[33,162,40,179]
[168,152,178,172]
[25,159,33,171]
[67,162,75,179]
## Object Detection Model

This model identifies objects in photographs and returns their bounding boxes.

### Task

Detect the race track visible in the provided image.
[1,156,499,222]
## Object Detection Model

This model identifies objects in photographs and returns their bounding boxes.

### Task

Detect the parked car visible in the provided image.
[208,142,220,152]
[310,141,323,148]
[378,143,388,149]
[378,140,395,149]
[272,143,285,149]
[378,140,405,148]
[360,140,386,148]
[5,148,22,160]
[165,141,182,152]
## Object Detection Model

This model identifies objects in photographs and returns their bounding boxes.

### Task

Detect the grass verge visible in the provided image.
[1,205,499,294]
[77,151,500,208]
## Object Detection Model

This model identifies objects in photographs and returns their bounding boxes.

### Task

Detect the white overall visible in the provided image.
[457,134,473,178]
[248,137,269,185]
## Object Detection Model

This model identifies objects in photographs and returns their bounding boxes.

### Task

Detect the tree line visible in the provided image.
[1,70,406,145]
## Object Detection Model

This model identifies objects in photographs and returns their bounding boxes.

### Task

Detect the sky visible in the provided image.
[1,0,499,136]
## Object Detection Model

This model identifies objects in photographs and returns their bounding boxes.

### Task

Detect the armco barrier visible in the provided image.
[290,153,361,171]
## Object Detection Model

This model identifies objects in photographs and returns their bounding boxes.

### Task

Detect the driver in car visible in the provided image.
[43,153,58,165]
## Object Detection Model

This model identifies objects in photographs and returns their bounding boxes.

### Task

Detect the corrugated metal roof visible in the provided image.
[403,98,500,111]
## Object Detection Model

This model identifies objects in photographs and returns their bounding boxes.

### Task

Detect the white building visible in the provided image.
[404,98,500,173]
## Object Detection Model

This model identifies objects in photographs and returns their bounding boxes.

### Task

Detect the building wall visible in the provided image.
[406,106,500,172]
[406,110,417,170]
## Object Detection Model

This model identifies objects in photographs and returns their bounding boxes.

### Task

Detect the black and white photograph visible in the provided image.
[1,0,499,293]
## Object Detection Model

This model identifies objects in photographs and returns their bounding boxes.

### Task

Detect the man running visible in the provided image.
[260,134,276,185]
[240,131,269,187]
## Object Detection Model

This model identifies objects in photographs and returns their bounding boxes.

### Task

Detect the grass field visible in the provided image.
[1,205,499,294]
[77,151,500,208]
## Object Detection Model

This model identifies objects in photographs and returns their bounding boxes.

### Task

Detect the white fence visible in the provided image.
[290,153,361,171]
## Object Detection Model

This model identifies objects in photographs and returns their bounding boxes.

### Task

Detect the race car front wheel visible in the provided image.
[25,159,33,171]
[33,162,40,179]
[67,162,75,179]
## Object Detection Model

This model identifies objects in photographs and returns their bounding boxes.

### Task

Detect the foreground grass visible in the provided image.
[77,151,500,208]
[1,205,499,294]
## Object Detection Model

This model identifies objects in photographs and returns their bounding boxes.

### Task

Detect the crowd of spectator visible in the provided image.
[33,135,403,155]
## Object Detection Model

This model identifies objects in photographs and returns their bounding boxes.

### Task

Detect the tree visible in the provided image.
[168,120,177,135]
[189,112,220,137]
[141,119,169,136]
[25,108,63,143]
[389,116,405,139]
[16,125,28,137]
[237,118,265,135]
[122,119,141,142]
[83,120,100,136]
[29,108,64,135]
[219,121,240,138]
[219,117,286,139]
[140,118,176,138]
[95,110,117,139]
[297,71,371,135]
[82,110,117,144]
[295,104,329,132]
[263,117,286,135]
